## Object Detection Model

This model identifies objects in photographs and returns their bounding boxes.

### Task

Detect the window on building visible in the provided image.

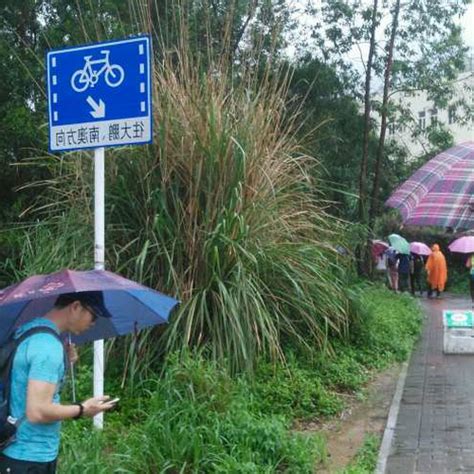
[430,108,438,125]
[448,106,457,124]
[418,111,426,130]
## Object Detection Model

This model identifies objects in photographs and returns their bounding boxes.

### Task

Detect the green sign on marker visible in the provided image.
[443,310,474,328]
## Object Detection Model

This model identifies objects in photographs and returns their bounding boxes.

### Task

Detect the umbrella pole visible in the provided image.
[93,146,105,429]
[68,333,76,403]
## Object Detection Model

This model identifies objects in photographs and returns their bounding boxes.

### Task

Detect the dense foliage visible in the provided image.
[57,284,421,473]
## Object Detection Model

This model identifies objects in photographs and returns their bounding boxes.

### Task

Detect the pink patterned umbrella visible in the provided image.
[448,236,474,254]
[386,142,474,230]
[410,242,431,256]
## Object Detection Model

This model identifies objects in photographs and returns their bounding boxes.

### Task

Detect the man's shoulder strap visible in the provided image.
[7,326,67,378]
[0,327,62,374]
[15,326,62,346]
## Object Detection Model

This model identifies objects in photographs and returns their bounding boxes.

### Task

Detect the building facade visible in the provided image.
[384,55,473,157]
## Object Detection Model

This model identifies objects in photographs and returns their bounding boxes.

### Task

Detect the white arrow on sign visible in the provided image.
[87,96,106,118]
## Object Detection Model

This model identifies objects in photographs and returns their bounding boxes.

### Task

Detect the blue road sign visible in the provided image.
[47,36,152,152]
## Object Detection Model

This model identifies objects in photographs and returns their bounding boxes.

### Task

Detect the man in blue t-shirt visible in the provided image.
[0,292,117,473]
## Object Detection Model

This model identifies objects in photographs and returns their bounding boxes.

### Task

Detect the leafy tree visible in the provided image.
[302,0,470,230]
[368,0,470,222]
[0,0,135,222]
[358,0,379,225]
[369,0,400,227]
[287,55,368,219]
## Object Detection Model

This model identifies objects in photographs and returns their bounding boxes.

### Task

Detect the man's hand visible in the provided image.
[66,343,79,364]
[81,396,117,417]
[27,380,118,422]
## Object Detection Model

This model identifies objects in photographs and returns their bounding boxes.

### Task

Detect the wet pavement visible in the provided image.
[385,294,474,473]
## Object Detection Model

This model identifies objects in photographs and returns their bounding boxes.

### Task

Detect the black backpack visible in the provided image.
[0,326,62,449]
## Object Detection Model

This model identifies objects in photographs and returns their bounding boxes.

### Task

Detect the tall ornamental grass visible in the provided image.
[4,2,355,373]
[108,41,353,371]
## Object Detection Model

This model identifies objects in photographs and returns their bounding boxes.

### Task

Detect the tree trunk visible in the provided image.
[357,0,378,275]
[369,0,401,228]
[358,0,378,225]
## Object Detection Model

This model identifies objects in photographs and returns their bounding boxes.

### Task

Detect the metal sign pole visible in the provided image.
[46,36,153,429]
[93,146,105,429]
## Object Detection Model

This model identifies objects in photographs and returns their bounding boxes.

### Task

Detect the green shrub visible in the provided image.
[60,279,422,473]
[350,284,422,365]
[59,354,325,473]
[314,346,370,392]
[340,434,380,473]
[252,360,343,419]
[448,266,470,295]
[248,283,422,421]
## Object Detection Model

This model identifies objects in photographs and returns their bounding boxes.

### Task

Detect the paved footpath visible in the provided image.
[385,294,474,473]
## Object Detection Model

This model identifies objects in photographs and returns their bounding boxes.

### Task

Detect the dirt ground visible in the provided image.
[295,364,402,473]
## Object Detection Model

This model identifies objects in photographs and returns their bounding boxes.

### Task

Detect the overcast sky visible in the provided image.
[287,1,474,53]
[461,2,474,49]
[287,0,474,80]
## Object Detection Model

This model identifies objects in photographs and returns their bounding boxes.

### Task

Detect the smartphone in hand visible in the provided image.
[101,397,120,405]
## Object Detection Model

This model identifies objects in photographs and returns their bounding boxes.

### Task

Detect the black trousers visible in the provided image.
[410,272,423,294]
[399,272,410,292]
[470,276,474,303]
[0,454,56,474]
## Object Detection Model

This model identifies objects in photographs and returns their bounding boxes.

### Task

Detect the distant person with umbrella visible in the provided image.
[387,234,411,292]
[425,244,448,298]
[448,236,474,307]
[465,253,474,306]
[410,253,425,296]
[385,248,399,291]
[0,291,117,473]
[397,252,411,292]
[409,242,431,297]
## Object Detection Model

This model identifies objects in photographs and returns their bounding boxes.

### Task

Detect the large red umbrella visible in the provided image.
[386,141,474,230]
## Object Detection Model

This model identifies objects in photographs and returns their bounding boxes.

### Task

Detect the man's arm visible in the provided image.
[26,379,116,423]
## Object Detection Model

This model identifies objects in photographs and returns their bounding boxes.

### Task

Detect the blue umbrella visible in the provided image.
[0,269,179,345]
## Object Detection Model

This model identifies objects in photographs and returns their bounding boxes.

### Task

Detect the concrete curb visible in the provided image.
[375,361,409,474]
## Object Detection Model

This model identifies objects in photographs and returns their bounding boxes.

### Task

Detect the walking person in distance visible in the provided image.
[425,244,448,299]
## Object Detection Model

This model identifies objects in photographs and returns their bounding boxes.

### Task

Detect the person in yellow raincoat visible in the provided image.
[425,244,448,298]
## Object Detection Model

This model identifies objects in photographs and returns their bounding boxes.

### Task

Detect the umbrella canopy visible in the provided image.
[448,236,474,254]
[0,269,179,345]
[388,234,410,254]
[386,141,474,230]
[371,240,389,259]
[410,241,432,256]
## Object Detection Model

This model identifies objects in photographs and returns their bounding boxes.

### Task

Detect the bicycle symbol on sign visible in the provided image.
[71,50,125,92]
